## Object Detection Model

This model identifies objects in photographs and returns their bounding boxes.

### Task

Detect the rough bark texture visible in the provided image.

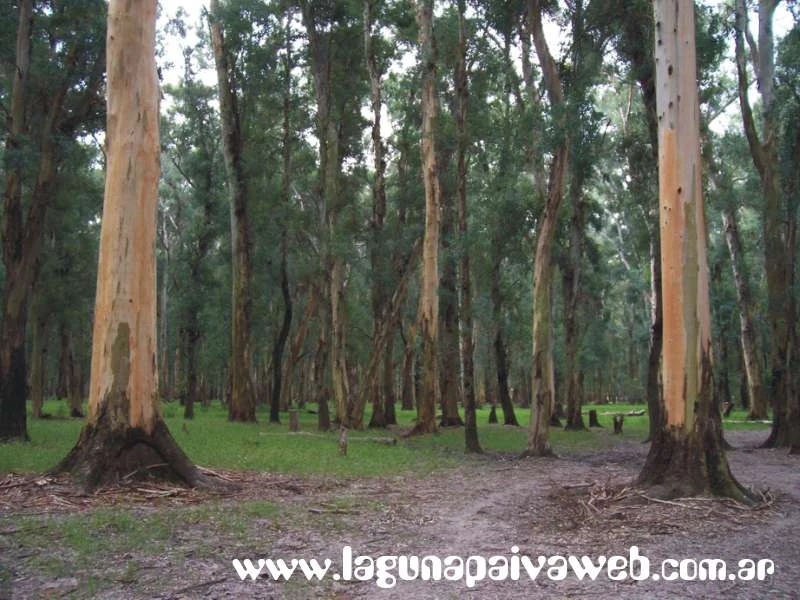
[271,19,294,424]
[721,206,768,419]
[524,0,568,458]
[55,0,206,491]
[639,0,751,502]
[408,0,440,437]
[563,179,586,432]
[456,0,481,453]
[209,0,256,422]
[733,0,796,448]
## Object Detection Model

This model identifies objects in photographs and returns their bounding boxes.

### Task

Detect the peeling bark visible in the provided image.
[639,0,751,502]
[55,0,209,491]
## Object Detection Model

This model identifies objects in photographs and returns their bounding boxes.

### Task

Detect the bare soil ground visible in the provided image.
[2,429,799,599]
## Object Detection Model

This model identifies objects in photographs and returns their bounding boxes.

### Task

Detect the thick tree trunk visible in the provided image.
[638,0,751,502]
[209,0,256,422]
[524,0,568,457]
[55,0,205,490]
[721,206,768,419]
[408,0,440,436]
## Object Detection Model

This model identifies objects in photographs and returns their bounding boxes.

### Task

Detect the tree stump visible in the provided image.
[338,426,348,456]
[589,410,602,427]
[613,415,624,434]
[288,408,299,432]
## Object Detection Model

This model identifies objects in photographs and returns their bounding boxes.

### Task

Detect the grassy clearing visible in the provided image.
[0,399,769,476]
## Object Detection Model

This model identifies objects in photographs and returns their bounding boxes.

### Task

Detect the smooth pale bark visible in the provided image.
[733,0,798,449]
[637,0,750,501]
[209,0,256,423]
[721,206,768,419]
[409,0,440,436]
[524,0,568,457]
[456,0,481,453]
[56,0,203,490]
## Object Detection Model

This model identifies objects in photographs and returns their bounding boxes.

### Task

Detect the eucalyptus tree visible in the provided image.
[208,0,257,422]
[637,0,751,501]
[56,0,204,489]
[734,0,799,450]
[0,0,106,441]
[524,0,570,457]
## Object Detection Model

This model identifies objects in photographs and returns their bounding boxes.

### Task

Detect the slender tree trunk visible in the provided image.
[30,308,46,419]
[563,183,586,431]
[408,0,440,436]
[490,271,520,427]
[456,0,480,452]
[400,322,416,412]
[209,0,256,422]
[271,18,294,424]
[0,0,36,442]
[524,0,568,457]
[638,0,751,502]
[56,0,204,490]
[721,206,768,419]
[733,0,796,448]
[159,215,170,401]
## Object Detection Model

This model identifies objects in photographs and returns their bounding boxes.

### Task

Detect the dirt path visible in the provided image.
[3,430,799,599]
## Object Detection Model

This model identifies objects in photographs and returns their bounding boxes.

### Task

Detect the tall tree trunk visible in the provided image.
[0,0,36,442]
[301,3,351,430]
[363,0,391,429]
[721,206,769,419]
[638,0,751,502]
[56,0,204,490]
[408,0,440,436]
[733,0,796,448]
[456,0,481,452]
[271,12,295,424]
[524,0,568,457]
[209,0,256,422]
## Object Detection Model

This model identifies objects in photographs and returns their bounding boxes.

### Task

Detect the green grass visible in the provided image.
[0,398,770,476]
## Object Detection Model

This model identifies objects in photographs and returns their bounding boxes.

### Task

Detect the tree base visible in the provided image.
[53,415,218,492]
[439,415,464,427]
[637,427,755,505]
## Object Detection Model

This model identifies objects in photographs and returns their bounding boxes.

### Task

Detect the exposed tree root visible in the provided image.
[636,427,757,506]
[53,412,226,493]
